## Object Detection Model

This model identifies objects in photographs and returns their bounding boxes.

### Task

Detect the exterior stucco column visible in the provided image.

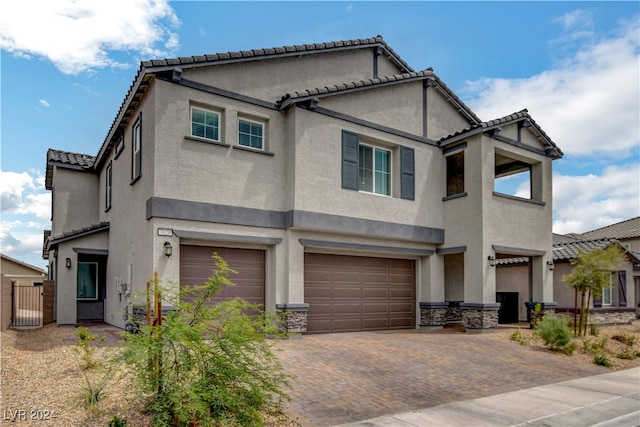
[461,247,500,331]
[275,231,308,334]
[419,255,447,328]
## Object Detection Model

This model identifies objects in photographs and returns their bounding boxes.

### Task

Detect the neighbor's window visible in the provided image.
[602,274,613,306]
[77,262,98,300]
[131,117,142,182]
[446,150,465,196]
[238,118,263,150]
[191,107,220,141]
[105,161,112,211]
[359,143,391,196]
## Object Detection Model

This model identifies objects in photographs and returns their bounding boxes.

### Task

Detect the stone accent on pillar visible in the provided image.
[460,303,500,332]
[276,303,309,335]
[419,302,449,328]
[446,301,463,323]
[525,302,557,327]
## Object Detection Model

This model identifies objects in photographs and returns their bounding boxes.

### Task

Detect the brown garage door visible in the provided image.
[305,253,415,333]
[180,245,265,306]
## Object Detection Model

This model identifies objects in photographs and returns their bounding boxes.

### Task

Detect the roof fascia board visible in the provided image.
[47,161,94,172]
[431,78,481,124]
[167,77,277,110]
[307,105,438,146]
[489,133,549,157]
[49,224,110,247]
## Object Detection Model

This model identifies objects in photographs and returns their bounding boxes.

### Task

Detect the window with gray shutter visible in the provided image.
[342,131,359,190]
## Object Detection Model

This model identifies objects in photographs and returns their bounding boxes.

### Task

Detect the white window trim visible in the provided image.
[190,106,221,142]
[131,118,142,182]
[237,117,265,150]
[602,274,613,306]
[105,161,112,211]
[358,142,392,197]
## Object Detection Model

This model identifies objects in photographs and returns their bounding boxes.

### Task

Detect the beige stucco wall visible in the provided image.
[183,48,401,103]
[496,264,530,321]
[51,168,99,235]
[0,257,46,279]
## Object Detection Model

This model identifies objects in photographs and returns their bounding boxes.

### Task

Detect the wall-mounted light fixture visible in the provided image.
[547,260,555,271]
[164,241,173,257]
[65,257,72,268]
[487,256,496,267]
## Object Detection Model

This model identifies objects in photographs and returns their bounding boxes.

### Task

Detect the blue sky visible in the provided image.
[1,1,639,268]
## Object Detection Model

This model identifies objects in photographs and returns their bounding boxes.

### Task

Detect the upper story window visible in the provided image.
[446,150,465,196]
[359,144,391,196]
[131,116,142,183]
[105,161,112,211]
[191,107,220,141]
[341,130,414,200]
[238,118,264,150]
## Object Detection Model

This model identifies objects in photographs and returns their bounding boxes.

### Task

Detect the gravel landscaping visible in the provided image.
[1,321,638,426]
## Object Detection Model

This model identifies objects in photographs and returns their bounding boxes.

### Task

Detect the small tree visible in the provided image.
[562,244,626,336]
[119,254,290,426]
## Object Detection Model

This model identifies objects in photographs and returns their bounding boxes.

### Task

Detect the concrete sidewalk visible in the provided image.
[339,368,640,427]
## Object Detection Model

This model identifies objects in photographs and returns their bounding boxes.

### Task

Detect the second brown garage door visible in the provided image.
[180,245,265,306]
[305,253,416,333]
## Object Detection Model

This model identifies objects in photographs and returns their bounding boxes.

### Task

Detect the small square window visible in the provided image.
[238,118,263,150]
[191,107,220,141]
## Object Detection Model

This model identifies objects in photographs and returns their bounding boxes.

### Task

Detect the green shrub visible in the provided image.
[536,315,573,352]
[591,336,609,352]
[589,323,599,336]
[593,353,612,367]
[559,340,577,355]
[107,415,128,427]
[119,254,290,427]
[616,348,636,360]
[73,326,105,370]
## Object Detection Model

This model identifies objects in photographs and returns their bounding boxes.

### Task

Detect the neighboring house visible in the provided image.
[43,36,563,333]
[1,253,47,330]
[555,217,640,322]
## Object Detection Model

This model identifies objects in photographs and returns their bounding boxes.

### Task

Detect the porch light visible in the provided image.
[547,260,555,271]
[65,257,72,268]
[487,256,496,267]
[164,241,173,257]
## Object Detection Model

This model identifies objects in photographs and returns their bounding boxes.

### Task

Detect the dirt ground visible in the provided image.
[1,322,638,426]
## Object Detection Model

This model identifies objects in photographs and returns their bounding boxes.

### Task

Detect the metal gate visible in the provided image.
[11,283,43,327]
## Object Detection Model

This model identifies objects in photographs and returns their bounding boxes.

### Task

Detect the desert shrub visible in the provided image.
[510,328,525,345]
[616,348,636,360]
[107,415,128,427]
[536,315,574,352]
[72,326,115,410]
[74,326,105,370]
[611,330,637,346]
[559,340,577,355]
[589,323,599,336]
[591,336,609,352]
[593,353,612,367]
[119,254,290,427]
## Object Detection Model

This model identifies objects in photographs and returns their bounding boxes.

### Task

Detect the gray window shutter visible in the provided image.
[342,131,359,190]
[400,146,415,200]
[618,270,627,307]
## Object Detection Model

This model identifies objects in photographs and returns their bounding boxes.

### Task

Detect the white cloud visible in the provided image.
[552,163,640,234]
[0,0,180,75]
[39,99,50,107]
[554,9,594,32]
[0,170,50,219]
[463,16,639,158]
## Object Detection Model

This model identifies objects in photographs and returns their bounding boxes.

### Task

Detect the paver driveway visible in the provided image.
[275,328,607,426]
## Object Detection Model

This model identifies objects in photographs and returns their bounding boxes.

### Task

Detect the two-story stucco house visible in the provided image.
[43,36,563,334]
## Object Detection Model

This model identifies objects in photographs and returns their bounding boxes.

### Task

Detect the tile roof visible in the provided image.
[439,109,563,158]
[45,148,96,190]
[552,238,619,262]
[276,70,434,108]
[552,233,584,245]
[577,217,640,240]
[48,221,110,247]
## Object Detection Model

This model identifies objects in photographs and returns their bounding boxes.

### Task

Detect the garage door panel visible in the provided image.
[180,245,264,307]
[362,303,389,314]
[332,287,361,299]
[363,318,389,330]
[333,303,361,314]
[305,253,415,334]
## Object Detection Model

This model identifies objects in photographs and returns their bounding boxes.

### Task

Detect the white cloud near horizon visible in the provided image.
[0,0,180,75]
[0,170,50,219]
[463,14,639,158]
